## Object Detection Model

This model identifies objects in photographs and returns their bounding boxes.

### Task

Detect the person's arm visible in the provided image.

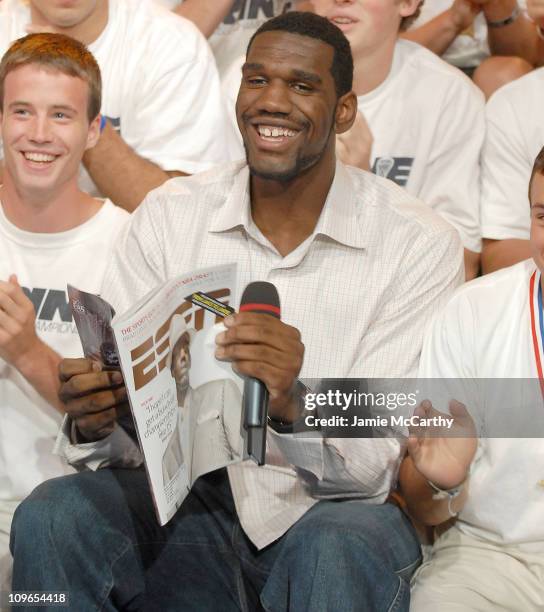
[0,275,63,411]
[401,279,480,526]
[399,399,476,526]
[83,122,185,212]
[481,0,544,66]
[481,238,531,273]
[172,0,235,38]
[399,449,471,526]
[400,0,481,56]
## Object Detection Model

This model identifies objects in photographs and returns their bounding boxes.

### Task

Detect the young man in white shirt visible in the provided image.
[2,0,234,211]
[10,12,463,611]
[296,0,485,280]
[399,147,544,610]
[0,32,129,594]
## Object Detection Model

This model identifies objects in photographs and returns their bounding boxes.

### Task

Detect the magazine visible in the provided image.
[68,263,247,525]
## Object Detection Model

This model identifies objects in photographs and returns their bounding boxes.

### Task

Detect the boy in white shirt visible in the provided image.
[0,32,129,593]
[3,0,234,211]
[400,146,544,611]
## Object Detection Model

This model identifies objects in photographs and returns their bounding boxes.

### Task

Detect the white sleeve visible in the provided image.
[417,79,485,253]
[481,88,533,240]
[124,19,237,174]
[100,190,168,312]
[272,224,464,501]
[354,224,464,378]
[417,289,484,432]
[54,416,143,470]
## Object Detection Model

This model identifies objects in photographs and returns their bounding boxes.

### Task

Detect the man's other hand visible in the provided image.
[58,358,129,442]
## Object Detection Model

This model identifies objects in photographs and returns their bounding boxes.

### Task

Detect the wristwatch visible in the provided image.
[486,5,520,28]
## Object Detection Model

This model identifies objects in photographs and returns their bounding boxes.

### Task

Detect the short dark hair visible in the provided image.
[247,11,353,98]
[529,146,544,203]
[0,33,101,122]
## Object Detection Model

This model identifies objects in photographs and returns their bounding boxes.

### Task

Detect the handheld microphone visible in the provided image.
[240,281,280,466]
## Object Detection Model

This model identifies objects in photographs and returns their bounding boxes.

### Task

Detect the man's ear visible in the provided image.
[334,91,357,135]
[85,114,101,150]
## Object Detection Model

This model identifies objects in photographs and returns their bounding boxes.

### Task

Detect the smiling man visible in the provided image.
[11,13,462,611]
[0,0,234,211]
[0,33,128,594]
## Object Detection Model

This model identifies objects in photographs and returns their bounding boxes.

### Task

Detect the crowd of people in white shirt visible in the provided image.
[1,0,544,610]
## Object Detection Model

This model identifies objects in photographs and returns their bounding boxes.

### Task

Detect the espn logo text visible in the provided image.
[130,289,230,391]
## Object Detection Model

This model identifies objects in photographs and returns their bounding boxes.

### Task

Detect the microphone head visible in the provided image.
[239,281,281,319]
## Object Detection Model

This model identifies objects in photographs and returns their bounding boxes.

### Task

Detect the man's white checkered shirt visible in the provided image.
[57,160,463,549]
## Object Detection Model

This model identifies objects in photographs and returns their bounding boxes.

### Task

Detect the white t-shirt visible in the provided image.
[410,0,527,68]
[0,0,235,195]
[158,0,291,78]
[223,40,484,251]
[481,68,544,241]
[419,258,544,549]
[358,40,484,252]
[0,200,129,503]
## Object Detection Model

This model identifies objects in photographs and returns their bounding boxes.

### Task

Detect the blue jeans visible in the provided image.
[11,468,420,612]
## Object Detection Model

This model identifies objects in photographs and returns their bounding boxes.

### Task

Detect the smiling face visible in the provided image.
[530,172,544,274]
[308,0,419,58]
[236,30,341,183]
[0,64,99,203]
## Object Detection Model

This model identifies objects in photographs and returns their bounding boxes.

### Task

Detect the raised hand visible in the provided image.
[406,399,477,490]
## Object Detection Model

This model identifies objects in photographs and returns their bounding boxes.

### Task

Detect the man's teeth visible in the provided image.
[332,17,354,24]
[24,152,56,162]
[258,126,297,138]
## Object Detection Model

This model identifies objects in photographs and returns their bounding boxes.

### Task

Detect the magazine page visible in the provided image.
[67,285,118,369]
[110,263,245,525]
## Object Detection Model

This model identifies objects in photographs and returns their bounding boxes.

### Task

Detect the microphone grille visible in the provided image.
[239,281,281,319]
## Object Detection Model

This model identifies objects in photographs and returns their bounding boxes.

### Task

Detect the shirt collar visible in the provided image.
[209,161,366,250]
[209,163,252,233]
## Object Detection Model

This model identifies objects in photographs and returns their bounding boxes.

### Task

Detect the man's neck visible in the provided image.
[352,38,397,96]
[250,159,336,258]
[30,0,109,46]
[0,176,102,233]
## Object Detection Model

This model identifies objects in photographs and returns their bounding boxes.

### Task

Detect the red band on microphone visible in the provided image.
[239,303,281,316]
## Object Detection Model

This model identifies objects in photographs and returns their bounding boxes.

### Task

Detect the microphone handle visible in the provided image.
[243,377,268,466]
[243,377,268,428]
